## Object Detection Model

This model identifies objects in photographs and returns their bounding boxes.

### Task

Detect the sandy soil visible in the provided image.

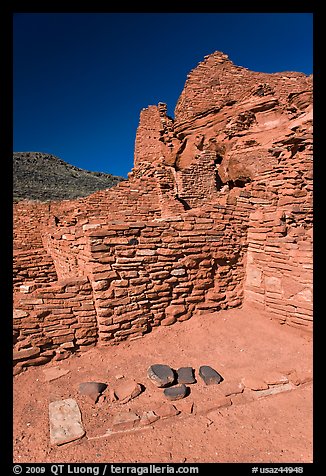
[13,305,313,463]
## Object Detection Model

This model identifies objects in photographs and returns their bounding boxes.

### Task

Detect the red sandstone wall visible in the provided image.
[13,51,313,373]
[13,198,251,369]
[13,277,97,373]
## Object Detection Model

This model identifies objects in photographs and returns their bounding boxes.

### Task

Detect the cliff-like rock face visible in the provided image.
[133,50,312,208]
[13,152,124,202]
[13,51,312,372]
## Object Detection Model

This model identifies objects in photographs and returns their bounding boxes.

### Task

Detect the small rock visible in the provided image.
[154,402,180,419]
[49,398,85,445]
[241,377,268,391]
[147,364,175,387]
[78,382,107,403]
[177,367,196,384]
[43,367,70,382]
[263,372,289,386]
[139,410,160,426]
[256,383,293,398]
[220,381,244,397]
[160,316,177,326]
[199,366,223,385]
[164,384,188,401]
[111,411,140,431]
[111,379,143,404]
[175,400,194,415]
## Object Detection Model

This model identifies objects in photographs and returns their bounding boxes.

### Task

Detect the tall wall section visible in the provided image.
[13,51,313,372]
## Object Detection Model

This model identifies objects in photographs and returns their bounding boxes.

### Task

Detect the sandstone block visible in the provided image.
[13,346,40,362]
[153,402,180,419]
[49,398,85,446]
[111,411,140,431]
[111,379,143,404]
[139,411,160,426]
[241,376,269,391]
[160,316,177,326]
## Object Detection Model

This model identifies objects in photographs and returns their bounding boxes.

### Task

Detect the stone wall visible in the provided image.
[13,277,97,374]
[13,50,313,373]
[244,205,312,331]
[13,198,251,369]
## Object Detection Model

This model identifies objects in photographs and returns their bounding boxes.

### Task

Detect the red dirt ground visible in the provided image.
[13,304,312,463]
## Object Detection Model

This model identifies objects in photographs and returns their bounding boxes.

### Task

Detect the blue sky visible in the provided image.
[13,13,313,178]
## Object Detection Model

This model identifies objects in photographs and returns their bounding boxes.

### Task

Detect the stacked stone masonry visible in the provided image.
[13,51,313,371]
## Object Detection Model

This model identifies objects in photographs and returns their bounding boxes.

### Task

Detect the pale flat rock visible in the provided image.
[175,399,195,415]
[220,381,244,397]
[263,372,289,386]
[111,411,140,431]
[49,398,85,445]
[139,410,160,426]
[241,376,269,391]
[43,367,70,382]
[256,383,294,398]
[154,402,180,419]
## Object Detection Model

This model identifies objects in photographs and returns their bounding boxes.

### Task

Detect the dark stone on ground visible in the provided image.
[163,384,189,401]
[199,366,223,385]
[147,364,175,387]
[177,367,196,384]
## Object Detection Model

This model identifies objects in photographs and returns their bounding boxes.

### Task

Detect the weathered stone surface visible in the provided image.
[153,402,180,419]
[78,382,107,403]
[263,372,289,386]
[199,366,223,385]
[111,379,143,404]
[43,366,70,382]
[139,410,160,426]
[220,381,244,397]
[177,367,196,384]
[111,411,140,431]
[49,398,85,445]
[241,376,269,391]
[163,383,188,401]
[147,364,175,387]
[13,346,40,362]
[175,399,194,414]
[255,383,293,398]
[13,50,312,366]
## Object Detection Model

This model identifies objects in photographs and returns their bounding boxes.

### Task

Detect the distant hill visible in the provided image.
[13,152,125,202]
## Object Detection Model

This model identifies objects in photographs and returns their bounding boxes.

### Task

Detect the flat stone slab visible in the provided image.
[256,382,294,398]
[220,381,244,397]
[78,382,107,403]
[164,383,188,401]
[199,366,223,385]
[153,402,180,419]
[110,379,142,403]
[147,364,175,387]
[43,367,70,382]
[177,367,196,384]
[139,410,160,426]
[263,372,289,386]
[111,411,140,431]
[241,377,269,391]
[49,398,85,446]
